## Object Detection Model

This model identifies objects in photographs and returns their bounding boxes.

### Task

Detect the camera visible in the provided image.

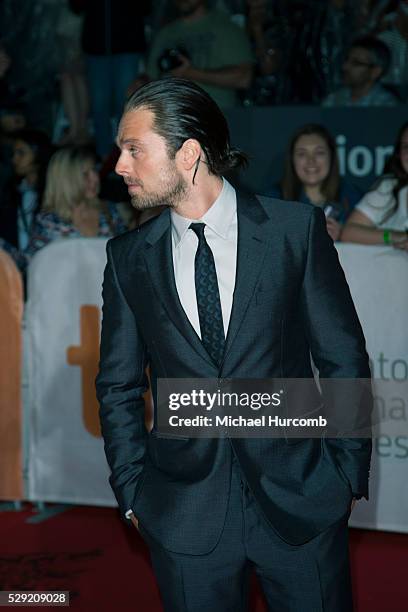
[157,48,190,73]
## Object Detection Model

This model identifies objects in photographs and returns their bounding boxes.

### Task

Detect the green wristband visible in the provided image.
[383,230,391,245]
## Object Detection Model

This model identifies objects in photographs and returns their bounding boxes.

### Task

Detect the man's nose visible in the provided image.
[115,153,128,176]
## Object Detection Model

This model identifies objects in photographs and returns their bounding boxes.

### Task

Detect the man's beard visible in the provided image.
[129,171,188,211]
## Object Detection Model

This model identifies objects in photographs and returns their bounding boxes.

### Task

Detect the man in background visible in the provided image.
[131,0,253,108]
[323,35,399,106]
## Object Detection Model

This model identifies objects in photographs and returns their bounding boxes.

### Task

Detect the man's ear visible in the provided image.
[177,139,201,171]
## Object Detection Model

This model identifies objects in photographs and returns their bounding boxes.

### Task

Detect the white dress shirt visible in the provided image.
[170,178,238,338]
[355,178,408,231]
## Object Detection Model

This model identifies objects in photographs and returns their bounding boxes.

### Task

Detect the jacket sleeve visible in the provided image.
[96,239,149,516]
[300,206,372,499]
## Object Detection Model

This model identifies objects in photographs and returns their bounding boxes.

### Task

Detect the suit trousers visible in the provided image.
[139,451,353,612]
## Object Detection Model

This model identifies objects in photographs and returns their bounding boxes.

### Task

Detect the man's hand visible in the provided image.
[391,232,408,251]
[170,60,252,90]
[129,512,140,531]
[326,217,342,242]
[170,54,194,79]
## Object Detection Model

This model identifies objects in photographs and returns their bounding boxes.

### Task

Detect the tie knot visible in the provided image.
[189,222,206,241]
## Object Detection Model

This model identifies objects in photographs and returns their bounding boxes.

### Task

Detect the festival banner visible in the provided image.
[336,244,408,533]
[23,238,408,532]
[25,238,116,506]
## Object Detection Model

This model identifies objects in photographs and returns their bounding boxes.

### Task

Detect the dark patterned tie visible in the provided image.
[190,223,225,367]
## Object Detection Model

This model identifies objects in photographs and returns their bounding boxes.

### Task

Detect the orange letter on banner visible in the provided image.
[67,304,154,438]
[67,305,102,438]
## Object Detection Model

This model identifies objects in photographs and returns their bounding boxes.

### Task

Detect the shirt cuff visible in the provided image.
[125,509,134,519]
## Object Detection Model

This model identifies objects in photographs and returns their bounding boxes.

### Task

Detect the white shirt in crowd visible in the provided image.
[355,177,408,231]
[170,177,238,338]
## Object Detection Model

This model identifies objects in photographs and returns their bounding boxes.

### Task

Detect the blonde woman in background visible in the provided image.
[13,145,128,270]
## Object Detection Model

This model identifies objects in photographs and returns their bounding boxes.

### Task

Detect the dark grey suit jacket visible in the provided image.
[96,191,372,555]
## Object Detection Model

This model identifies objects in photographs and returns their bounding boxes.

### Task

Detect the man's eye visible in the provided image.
[129,148,139,157]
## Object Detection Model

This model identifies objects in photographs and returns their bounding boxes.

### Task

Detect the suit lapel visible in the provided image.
[221,191,271,368]
[142,191,272,371]
[143,209,216,368]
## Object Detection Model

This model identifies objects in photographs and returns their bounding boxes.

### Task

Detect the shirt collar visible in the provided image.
[171,178,236,247]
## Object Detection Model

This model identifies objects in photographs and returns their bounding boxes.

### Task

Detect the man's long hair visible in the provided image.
[12,128,53,213]
[124,77,248,177]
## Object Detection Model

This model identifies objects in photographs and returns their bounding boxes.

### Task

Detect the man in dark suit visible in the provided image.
[96,78,371,611]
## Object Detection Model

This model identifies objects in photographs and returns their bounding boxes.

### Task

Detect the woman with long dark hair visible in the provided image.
[265,123,361,241]
[0,128,52,250]
[341,121,408,250]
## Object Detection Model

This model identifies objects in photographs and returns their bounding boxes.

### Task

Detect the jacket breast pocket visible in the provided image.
[255,288,276,305]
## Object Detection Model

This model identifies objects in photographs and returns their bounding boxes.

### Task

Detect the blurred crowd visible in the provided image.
[0,0,407,294]
[2,0,408,143]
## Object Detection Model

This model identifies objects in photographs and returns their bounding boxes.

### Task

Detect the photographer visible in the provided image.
[128,0,253,108]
